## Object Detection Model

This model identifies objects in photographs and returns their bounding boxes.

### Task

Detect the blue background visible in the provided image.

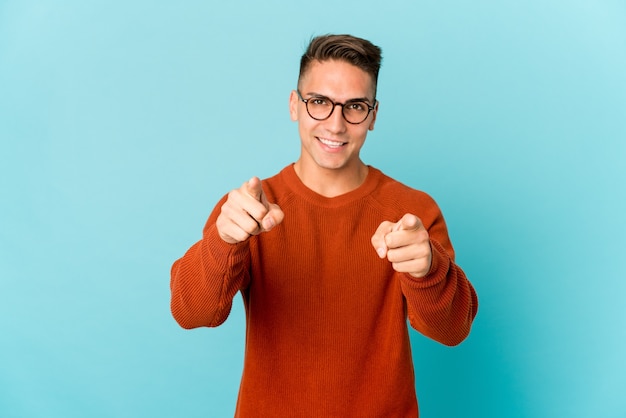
[1,1,625,417]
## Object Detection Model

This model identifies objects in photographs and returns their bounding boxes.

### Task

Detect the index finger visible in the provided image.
[396,213,424,231]
[246,177,264,202]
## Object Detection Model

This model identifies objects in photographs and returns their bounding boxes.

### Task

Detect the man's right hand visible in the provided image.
[216,177,285,244]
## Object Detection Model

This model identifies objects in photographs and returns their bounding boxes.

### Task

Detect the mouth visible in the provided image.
[317,137,347,149]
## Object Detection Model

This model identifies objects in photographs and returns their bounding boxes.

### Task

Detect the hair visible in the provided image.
[298,34,383,97]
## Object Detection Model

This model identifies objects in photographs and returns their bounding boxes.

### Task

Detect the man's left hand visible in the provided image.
[371,213,433,279]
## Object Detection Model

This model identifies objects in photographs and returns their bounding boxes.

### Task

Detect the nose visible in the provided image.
[325,103,347,133]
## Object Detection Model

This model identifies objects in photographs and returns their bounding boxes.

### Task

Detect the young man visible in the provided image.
[171,34,478,417]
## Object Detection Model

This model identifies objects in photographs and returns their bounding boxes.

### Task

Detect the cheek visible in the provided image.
[298,119,316,140]
[351,126,370,143]
[298,116,321,134]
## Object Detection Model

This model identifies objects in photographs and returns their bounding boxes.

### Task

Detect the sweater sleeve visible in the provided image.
[399,206,478,346]
[170,200,251,329]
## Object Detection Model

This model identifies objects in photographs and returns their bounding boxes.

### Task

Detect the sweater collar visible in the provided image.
[280,163,382,208]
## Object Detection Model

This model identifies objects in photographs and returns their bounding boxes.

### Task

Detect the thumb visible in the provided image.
[372,221,395,258]
[246,177,266,205]
[262,203,284,231]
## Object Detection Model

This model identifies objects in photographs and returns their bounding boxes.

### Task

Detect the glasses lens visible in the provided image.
[306,98,333,120]
[342,101,370,124]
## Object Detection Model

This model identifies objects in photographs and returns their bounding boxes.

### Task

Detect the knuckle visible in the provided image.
[391,261,405,273]
[220,203,234,218]
[227,189,240,201]
[384,234,394,247]
[243,217,260,234]
[233,230,250,242]
[250,206,268,223]
[417,230,429,242]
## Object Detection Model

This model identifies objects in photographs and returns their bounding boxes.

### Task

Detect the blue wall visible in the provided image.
[1,1,624,417]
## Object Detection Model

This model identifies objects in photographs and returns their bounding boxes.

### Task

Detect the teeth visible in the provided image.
[319,138,344,148]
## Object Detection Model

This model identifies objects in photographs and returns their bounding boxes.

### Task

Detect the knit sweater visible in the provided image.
[170,164,478,417]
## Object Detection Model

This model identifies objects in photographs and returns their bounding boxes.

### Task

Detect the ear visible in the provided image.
[368,100,379,131]
[289,90,299,121]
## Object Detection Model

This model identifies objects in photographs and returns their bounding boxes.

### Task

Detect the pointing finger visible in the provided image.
[396,214,423,231]
[246,177,264,203]
[384,214,429,252]
[245,177,283,232]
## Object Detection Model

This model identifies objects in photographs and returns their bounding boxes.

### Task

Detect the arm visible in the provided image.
[170,220,250,329]
[398,238,478,346]
[372,213,478,346]
[170,177,284,329]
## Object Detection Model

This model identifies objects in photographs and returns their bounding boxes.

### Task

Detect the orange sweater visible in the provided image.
[171,164,478,417]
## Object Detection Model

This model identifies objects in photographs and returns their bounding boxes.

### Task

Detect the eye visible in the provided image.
[310,98,330,106]
[346,102,367,112]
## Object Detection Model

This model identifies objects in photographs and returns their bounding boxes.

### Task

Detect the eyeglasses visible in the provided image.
[296,90,376,125]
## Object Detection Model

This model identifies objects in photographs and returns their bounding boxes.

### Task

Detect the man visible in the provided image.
[171,34,478,417]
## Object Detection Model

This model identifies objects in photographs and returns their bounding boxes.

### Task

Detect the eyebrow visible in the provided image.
[305,91,374,104]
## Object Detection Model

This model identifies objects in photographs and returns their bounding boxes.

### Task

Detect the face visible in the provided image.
[289,59,378,175]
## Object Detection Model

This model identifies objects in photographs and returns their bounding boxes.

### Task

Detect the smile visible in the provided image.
[317,137,347,149]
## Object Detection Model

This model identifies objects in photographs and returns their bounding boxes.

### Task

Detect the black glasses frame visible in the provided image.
[296,90,376,125]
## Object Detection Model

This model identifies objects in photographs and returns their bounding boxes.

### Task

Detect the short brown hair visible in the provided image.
[298,34,383,97]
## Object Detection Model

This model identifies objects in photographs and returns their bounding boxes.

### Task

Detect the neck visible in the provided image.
[293,160,369,198]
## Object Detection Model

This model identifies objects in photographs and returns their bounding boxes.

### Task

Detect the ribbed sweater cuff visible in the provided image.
[202,223,250,270]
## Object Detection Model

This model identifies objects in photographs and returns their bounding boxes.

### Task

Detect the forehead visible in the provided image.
[299,59,375,100]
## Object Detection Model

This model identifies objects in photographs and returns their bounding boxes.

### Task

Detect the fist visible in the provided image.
[371,213,432,278]
[216,177,284,244]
